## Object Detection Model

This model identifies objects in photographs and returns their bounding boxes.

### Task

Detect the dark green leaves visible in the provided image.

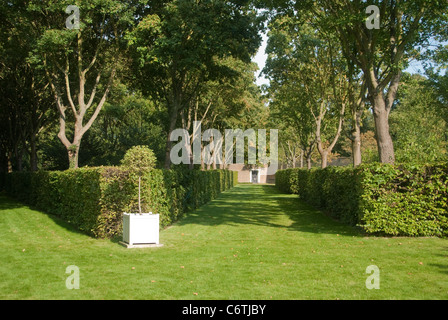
[276,163,448,237]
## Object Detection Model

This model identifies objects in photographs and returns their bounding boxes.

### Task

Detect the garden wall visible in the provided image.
[275,163,448,237]
[0,167,238,239]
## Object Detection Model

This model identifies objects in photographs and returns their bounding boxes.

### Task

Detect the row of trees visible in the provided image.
[1,0,265,171]
[263,0,448,168]
[1,0,447,172]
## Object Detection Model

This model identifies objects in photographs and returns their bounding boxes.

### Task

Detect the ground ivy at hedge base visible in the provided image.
[275,163,448,237]
[1,167,238,239]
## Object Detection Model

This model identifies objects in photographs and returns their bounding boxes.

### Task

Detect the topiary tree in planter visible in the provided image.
[120,145,160,247]
[121,145,157,214]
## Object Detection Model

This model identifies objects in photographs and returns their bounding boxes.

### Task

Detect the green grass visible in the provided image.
[1,184,447,300]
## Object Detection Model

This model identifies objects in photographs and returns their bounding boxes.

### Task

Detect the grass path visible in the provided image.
[1,184,447,299]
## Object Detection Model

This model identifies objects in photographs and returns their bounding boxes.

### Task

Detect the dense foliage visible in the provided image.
[0,0,264,172]
[276,163,448,237]
[1,168,238,239]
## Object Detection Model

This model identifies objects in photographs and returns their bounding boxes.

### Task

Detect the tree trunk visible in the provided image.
[299,149,304,168]
[66,117,82,169]
[320,150,328,169]
[352,125,362,167]
[7,151,13,173]
[351,107,363,167]
[372,94,395,164]
[316,105,345,169]
[306,153,312,170]
[348,73,366,168]
[67,143,80,169]
[0,147,8,173]
[14,143,23,171]
[165,103,180,169]
[30,134,38,172]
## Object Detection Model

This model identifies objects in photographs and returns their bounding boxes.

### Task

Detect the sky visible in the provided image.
[251,32,440,89]
[252,31,269,87]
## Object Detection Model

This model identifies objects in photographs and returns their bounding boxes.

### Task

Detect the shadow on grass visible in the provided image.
[268,186,361,236]
[0,193,26,210]
[1,184,361,240]
[176,184,361,236]
[430,247,448,275]
[429,263,448,275]
[0,193,90,238]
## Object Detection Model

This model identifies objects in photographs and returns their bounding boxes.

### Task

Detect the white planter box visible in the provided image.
[122,213,159,245]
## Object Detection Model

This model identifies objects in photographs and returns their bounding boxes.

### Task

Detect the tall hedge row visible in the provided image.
[1,167,238,239]
[276,163,448,237]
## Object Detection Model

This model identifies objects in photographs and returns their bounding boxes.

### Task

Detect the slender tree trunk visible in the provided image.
[0,147,8,173]
[7,151,13,173]
[300,149,304,168]
[316,102,345,169]
[164,112,178,169]
[352,125,362,167]
[29,134,38,171]
[351,102,363,167]
[347,69,366,167]
[14,143,23,171]
[201,142,205,170]
[372,94,395,164]
[165,101,180,169]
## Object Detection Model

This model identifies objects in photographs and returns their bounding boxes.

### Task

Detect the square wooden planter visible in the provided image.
[122,213,160,246]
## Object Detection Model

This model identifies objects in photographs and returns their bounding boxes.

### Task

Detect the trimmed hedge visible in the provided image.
[1,167,238,239]
[275,163,448,237]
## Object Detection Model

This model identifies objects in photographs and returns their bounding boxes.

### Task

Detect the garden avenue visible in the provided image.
[170,121,279,174]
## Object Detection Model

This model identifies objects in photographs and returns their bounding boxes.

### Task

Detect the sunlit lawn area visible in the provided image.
[1,184,447,300]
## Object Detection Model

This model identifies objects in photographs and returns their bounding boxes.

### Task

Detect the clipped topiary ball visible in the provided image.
[121,145,157,176]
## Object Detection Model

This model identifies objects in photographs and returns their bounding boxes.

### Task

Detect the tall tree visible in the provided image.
[260,0,448,164]
[316,0,447,164]
[29,0,148,168]
[183,59,265,170]
[0,0,55,172]
[264,16,347,168]
[129,0,262,168]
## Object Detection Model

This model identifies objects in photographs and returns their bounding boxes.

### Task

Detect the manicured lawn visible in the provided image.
[1,184,447,299]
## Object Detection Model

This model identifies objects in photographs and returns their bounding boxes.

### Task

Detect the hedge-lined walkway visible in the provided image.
[1,184,447,299]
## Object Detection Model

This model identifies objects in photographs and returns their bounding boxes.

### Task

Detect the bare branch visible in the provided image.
[64,56,77,116]
[81,67,116,136]
[85,72,102,110]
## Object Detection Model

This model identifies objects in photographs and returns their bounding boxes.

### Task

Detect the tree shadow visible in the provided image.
[429,263,448,275]
[0,193,91,238]
[0,193,27,210]
[176,184,286,229]
[176,184,361,236]
[265,185,362,236]
[429,248,448,275]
